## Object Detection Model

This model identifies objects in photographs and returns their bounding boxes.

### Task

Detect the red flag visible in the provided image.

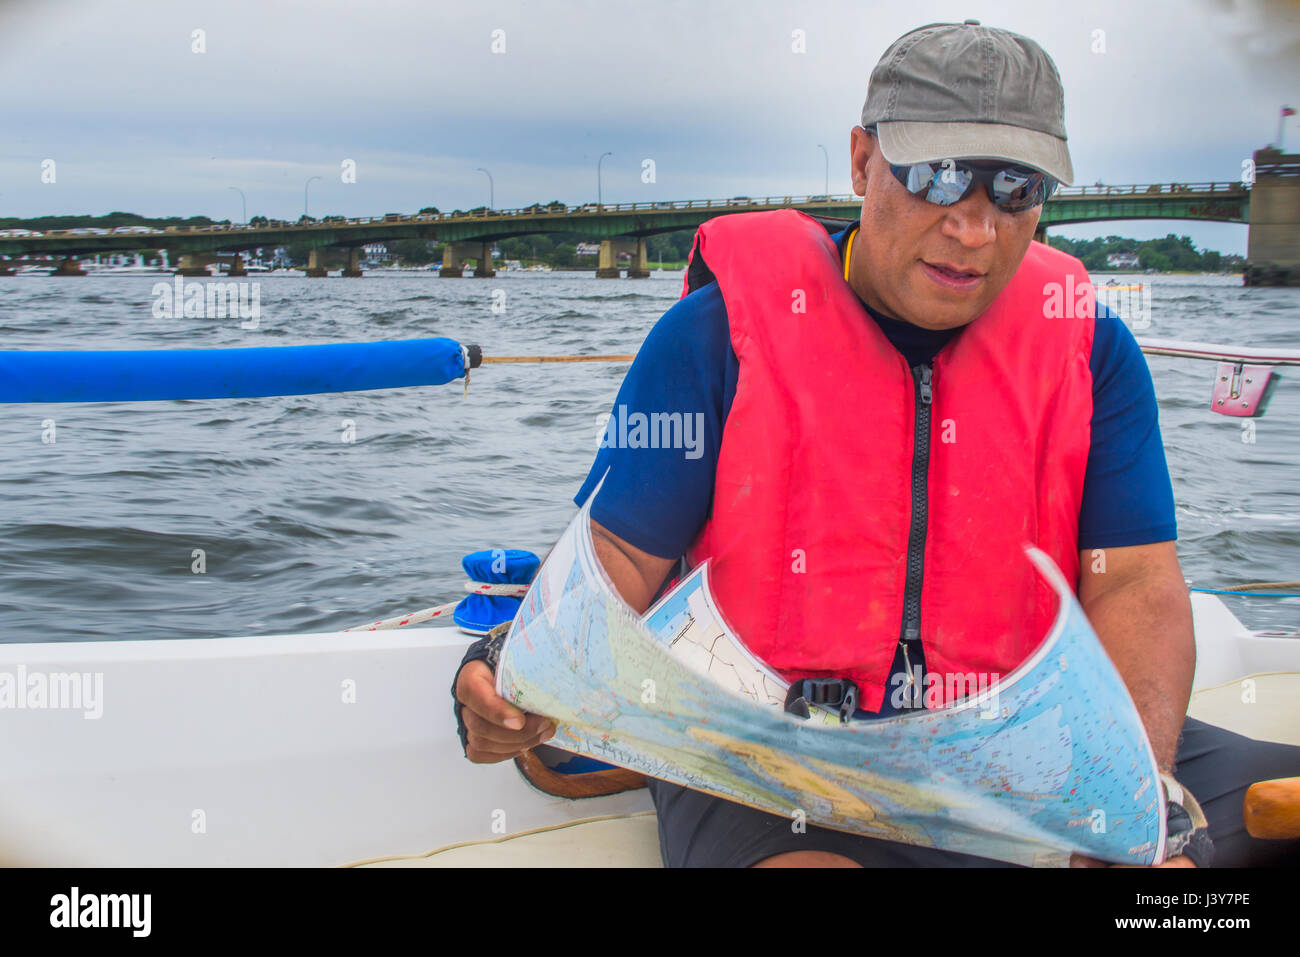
[1284,106,1297,117]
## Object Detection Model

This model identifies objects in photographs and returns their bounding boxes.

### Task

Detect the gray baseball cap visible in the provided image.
[860,20,1074,185]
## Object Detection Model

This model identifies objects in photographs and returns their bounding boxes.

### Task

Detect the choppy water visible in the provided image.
[0,271,1296,641]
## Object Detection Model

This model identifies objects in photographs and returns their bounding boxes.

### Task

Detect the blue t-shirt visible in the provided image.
[574,225,1177,715]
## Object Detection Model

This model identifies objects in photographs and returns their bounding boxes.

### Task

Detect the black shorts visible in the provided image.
[647,717,1300,867]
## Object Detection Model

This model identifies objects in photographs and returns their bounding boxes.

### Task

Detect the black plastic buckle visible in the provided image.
[784,678,859,723]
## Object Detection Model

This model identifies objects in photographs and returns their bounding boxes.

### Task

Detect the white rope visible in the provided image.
[344,580,529,632]
[463,581,531,597]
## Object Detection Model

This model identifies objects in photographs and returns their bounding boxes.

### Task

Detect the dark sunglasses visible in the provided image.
[864,126,1058,213]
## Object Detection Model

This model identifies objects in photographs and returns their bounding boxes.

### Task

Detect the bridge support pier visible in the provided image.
[596,239,650,278]
[474,242,495,278]
[439,244,463,277]
[1033,225,1049,247]
[55,258,87,276]
[596,240,621,278]
[305,249,328,278]
[342,248,363,278]
[1245,148,1300,286]
[627,238,650,278]
[175,255,209,277]
[227,254,248,277]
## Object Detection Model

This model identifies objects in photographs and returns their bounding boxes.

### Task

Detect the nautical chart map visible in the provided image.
[642,565,788,710]
[496,496,1168,866]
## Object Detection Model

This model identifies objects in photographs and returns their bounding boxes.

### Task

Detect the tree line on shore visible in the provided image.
[1049,233,1242,273]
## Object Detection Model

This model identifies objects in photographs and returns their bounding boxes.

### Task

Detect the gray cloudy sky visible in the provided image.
[3,0,1298,254]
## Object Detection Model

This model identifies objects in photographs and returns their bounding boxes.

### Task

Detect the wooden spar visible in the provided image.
[480,355,635,363]
[476,341,1300,367]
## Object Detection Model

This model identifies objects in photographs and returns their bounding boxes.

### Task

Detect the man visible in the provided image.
[454,20,1300,867]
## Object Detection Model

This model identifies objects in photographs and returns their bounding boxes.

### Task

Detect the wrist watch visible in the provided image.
[451,621,512,757]
[1161,772,1214,867]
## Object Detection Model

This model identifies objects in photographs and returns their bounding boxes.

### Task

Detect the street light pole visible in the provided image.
[817,144,829,197]
[474,168,495,209]
[227,186,247,225]
[597,152,612,209]
[304,176,322,218]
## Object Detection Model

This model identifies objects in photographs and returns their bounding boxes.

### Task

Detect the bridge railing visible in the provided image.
[395,194,858,222]
[1054,181,1246,197]
[7,184,1250,242]
[11,195,864,239]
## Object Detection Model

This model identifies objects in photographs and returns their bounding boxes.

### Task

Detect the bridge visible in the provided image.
[1037,181,1248,226]
[2,163,1294,284]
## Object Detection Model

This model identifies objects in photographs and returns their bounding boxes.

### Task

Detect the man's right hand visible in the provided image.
[455,660,556,763]
[456,517,669,765]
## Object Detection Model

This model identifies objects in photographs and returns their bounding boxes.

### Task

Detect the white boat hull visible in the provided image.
[0,627,649,866]
[0,592,1293,866]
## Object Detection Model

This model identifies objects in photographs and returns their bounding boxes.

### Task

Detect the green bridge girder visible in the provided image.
[1039,182,1248,226]
[0,182,1250,261]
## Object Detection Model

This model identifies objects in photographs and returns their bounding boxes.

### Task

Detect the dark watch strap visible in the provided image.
[451,622,512,758]
[1161,772,1214,867]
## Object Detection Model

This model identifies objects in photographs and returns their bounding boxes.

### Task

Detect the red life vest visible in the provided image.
[682,209,1094,711]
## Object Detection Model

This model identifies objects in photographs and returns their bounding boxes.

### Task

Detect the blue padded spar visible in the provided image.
[0,338,467,402]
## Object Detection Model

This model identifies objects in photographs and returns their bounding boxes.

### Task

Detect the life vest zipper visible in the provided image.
[899,362,933,704]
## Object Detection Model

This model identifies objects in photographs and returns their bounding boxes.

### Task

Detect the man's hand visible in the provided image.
[455,517,667,765]
[455,660,555,763]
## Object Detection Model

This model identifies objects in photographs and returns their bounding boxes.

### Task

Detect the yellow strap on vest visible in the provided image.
[842,224,859,282]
